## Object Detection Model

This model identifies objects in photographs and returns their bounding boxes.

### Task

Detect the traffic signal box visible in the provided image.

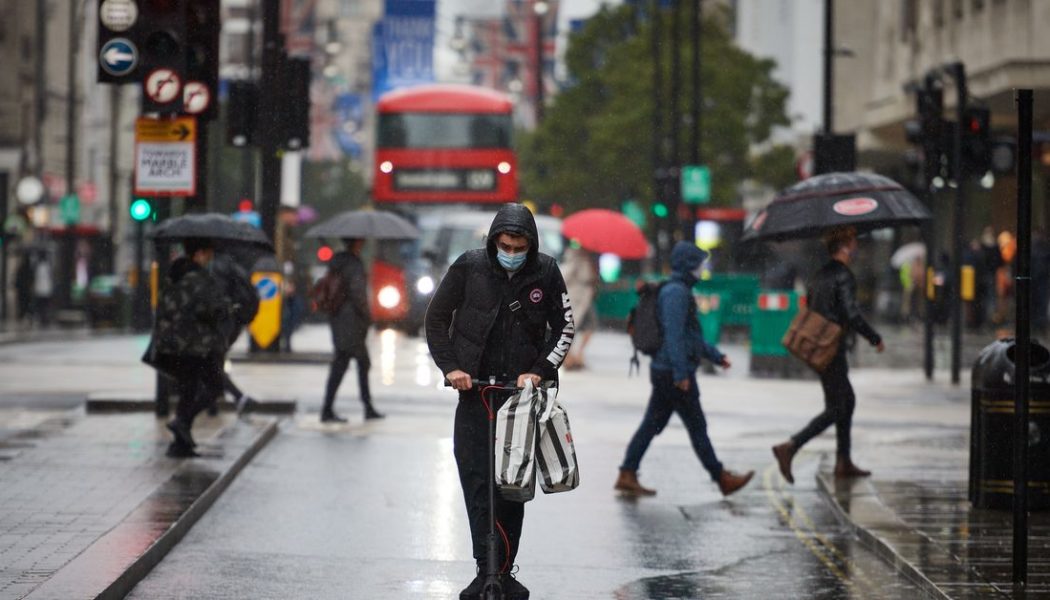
[97,0,220,118]
[908,86,993,182]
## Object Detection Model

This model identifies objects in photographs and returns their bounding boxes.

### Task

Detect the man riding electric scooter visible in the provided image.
[425,204,575,600]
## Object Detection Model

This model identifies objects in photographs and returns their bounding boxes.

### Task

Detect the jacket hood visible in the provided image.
[670,241,709,276]
[169,256,202,283]
[486,203,540,264]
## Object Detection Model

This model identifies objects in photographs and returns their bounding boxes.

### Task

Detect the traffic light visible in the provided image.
[652,202,669,218]
[184,0,220,120]
[280,56,312,150]
[962,106,991,176]
[813,134,856,174]
[130,197,154,221]
[226,80,259,147]
[139,0,187,114]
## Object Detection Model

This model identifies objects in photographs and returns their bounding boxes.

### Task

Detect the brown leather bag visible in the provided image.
[781,306,843,372]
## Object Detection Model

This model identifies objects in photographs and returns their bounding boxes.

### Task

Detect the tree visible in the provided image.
[518,3,794,214]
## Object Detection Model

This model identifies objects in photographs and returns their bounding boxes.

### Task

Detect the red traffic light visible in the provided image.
[238,199,254,212]
[317,246,334,262]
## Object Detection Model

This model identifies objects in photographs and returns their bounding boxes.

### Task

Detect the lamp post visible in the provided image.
[533,1,549,125]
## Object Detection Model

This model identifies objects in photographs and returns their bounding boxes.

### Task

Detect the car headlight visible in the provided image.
[416,275,435,295]
[377,285,401,309]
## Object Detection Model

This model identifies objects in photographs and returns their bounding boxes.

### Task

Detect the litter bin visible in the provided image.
[969,338,1050,510]
[694,292,724,346]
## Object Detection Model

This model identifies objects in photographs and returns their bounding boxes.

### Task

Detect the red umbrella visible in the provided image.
[562,209,650,259]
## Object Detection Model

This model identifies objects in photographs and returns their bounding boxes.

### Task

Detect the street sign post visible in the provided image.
[134,116,196,196]
[681,165,711,204]
[59,194,80,225]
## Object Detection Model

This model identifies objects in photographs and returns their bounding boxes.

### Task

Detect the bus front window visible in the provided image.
[378,113,512,149]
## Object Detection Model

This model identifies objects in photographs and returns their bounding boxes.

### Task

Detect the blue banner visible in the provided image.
[372,0,436,101]
[332,94,365,159]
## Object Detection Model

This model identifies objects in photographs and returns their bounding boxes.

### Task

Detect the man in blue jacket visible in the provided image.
[615,241,754,497]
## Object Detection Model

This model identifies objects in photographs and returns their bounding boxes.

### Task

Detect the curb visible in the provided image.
[24,418,280,600]
[85,393,298,415]
[814,472,952,600]
[229,351,332,364]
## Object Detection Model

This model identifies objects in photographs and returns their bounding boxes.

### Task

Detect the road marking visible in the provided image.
[762,462,877,592]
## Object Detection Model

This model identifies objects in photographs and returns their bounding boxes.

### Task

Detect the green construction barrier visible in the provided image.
[695,274,760,329]
[749,291,802,357]
[695,292,725,346]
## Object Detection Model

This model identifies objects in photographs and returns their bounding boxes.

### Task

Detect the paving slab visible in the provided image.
[0,409,278,600]
[817,467,1050,599]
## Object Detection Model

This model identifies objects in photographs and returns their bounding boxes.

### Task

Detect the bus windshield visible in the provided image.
[378,113,512,149]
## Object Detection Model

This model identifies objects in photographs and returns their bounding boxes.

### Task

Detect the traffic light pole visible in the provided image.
[688,0,702,238]
[949,63,967,385]
[1013,87,1033,590]
[650,0,668,270]
[259,0,281,245]
[920,76,941,381]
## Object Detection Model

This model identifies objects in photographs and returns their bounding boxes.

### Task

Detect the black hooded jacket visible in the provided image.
[425,204,575,382]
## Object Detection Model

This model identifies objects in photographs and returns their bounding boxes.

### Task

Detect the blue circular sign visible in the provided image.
[99,38,137,77]
[256,277,279,301]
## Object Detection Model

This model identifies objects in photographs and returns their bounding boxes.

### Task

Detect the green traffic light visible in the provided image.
[652,203,669,218]
[130,198,152,221]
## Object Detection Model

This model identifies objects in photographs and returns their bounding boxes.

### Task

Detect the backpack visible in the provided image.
[627,281,666,375]
[229,273,261,327]
[310,269,348,314]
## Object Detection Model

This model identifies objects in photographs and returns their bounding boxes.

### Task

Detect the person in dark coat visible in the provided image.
[208,252,260,415]
[150,238,230,458]
[772,227,885,483]
[425,203,575,600]
[614,241,754,498]
[321,238,383,422]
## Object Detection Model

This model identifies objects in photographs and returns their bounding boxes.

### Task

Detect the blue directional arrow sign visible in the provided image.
[99,38,137,77]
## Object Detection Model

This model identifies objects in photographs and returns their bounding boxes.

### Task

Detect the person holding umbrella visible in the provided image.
[320,238,383,422]
[149,238,230,458]
[771,226,885,483]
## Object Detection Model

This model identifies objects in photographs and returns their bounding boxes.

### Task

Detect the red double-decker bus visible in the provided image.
[373,84,518,204]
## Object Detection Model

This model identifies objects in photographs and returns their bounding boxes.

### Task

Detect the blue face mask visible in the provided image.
[497,249,527,271]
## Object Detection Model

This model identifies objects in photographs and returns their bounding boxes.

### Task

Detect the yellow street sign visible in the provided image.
[135,116,196,143]
[249,272,283,349]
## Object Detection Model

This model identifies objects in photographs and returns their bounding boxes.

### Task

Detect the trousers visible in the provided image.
[620,369,724,481]
[322,344,371,413]
[454,389,524,570]
[791,350,855,458]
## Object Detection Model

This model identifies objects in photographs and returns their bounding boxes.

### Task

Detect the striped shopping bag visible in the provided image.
[535,388,580,494]
[495,380,541,502]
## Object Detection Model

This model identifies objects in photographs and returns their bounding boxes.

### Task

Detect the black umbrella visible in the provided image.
[741,172,932,243]
[151,213,273,250]
[305,209,420,240]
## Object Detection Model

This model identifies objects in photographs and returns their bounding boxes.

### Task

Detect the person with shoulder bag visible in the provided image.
[772,227,886,484]
[425,204,575,600]
[319,238,383,423]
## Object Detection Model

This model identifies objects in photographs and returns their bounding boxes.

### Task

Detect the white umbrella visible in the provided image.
[891,241,926,268]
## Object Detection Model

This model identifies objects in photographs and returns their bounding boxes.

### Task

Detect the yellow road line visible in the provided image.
[762,462,876,593]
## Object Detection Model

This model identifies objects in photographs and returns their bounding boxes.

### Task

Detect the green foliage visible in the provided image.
[518,4,793,214]
[301,160,369,221]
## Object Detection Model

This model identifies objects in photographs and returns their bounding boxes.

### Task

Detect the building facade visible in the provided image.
[834,0,1050,233]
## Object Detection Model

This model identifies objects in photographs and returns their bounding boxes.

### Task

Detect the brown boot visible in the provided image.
[771,441,797,484]
[834,456,871,479]
[614,469,656,496]
[718,469,755,497]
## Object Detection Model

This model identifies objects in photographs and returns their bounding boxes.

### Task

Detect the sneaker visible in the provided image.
[320,411,348,423]
[166,441,200,459]
[459,573,485,600]
[235,395,257,417]
[166,419,196,448]
[363,404,385,420]
[502,572,529,600]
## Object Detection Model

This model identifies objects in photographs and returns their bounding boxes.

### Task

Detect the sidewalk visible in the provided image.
[817,459,1050,599]
[0,408,278,600]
